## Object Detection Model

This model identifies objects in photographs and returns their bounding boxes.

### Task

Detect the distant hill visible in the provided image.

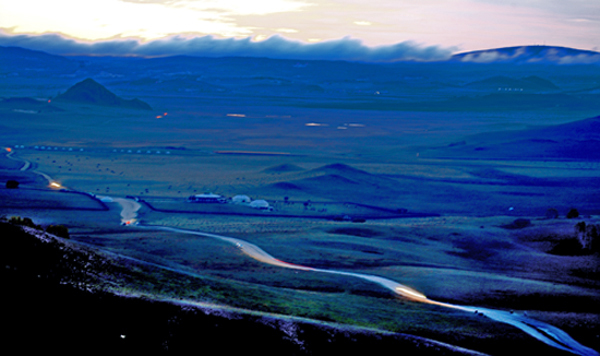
[0,45,76,73]
[430,115,600,160]
[123,77,228,94]
[452,46,600,64]
[263,163,408,205]
[464,75,559,92]
[54,78,152,110]
[262,163,305,174]
[0,97,63,112]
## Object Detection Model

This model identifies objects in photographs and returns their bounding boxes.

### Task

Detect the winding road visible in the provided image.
[114,197,598,356]
[3,149,597,355]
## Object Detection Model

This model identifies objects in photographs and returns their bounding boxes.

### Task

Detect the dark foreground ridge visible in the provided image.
[0,222,484,355]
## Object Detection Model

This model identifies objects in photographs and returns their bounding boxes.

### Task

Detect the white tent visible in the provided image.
[249,199,270,209]
[232,195,251,204]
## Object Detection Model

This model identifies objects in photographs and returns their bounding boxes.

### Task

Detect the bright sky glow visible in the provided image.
[0,0,599,52]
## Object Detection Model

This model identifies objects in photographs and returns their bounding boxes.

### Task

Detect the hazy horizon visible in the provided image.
[1,0,599,61]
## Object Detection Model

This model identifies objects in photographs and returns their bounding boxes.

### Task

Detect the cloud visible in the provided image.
[119,0,312,16]
[0,31,454,62]
[459,47,528,63]
[458,46,600,64]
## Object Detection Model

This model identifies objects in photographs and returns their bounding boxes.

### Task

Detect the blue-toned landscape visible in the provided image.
[1,43,599,355]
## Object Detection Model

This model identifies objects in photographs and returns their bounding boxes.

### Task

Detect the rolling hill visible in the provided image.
[0,97,63,112]
[54,78,152,110]
[451,45,600,64]
[429,115,600,160]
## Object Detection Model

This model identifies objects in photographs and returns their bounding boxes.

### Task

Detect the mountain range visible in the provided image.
[1,44,599,113]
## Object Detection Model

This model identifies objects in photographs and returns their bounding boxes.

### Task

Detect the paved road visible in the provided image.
[112,197,598,356]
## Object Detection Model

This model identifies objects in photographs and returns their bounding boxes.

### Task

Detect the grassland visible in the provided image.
[1,68,599,354]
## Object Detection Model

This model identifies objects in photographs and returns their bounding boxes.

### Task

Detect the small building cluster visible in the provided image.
[188,193,227,204]
[188,193,272,210]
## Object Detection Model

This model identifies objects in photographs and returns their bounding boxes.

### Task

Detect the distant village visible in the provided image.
[188,193,273,211]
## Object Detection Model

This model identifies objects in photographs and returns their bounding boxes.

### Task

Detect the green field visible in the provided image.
[1,64,599,355]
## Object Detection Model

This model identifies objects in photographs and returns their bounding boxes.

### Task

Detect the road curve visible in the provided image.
[5,150,57,186]
[112,197,142,224]
[6,150,31,171]
[112,197,599,356]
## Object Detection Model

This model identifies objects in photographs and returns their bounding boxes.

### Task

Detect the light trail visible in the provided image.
[112,197,598,356]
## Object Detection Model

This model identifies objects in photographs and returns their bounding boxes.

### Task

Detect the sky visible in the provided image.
[1,0,599,60]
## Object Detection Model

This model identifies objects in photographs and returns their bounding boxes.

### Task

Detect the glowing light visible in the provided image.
[227,113,246,117]
[47,100,51,103]
[5,147,12,152]
[163,112,168,116]
[396,287,427,299]
[50,182,62,188]
[156,115,163,119]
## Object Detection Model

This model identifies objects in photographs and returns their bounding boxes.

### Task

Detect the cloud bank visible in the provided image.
[0,31,454,62]
[458,46,600,64]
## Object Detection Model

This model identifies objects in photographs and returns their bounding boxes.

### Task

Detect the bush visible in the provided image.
[6,180,20,189]
[574,221,598,252]
[8,216,41,230]
[502,218,531,229]
[512,218,531,228]
[566,208,580,219]
[46,225,70,239]
[545,208,559,219]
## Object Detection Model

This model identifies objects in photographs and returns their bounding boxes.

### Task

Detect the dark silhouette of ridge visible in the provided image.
[55,78,152,110]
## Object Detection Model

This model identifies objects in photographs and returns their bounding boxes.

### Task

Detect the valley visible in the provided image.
[1,45,599,355]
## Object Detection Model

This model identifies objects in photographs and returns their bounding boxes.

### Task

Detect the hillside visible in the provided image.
[0,221,484,355]
[54,78,152,110]
[464,75,559,92]
[452,46,600,64]
[0,97,63,112]
[0,45,76,74]
[428,115,600,160]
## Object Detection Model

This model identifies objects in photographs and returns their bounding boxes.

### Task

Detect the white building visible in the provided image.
[188,193,226,203]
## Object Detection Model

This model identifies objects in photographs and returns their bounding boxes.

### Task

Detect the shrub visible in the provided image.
[46,225,70,239]
[6,180,19,189]
[566,208,580,219]
[512,218,531,228]
[502,218,531,229]
[574,221,598,252]
[545,208,559,219]
[8,216,41,230]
